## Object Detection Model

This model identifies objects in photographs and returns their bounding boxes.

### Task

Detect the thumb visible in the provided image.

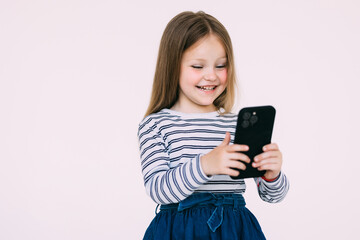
[220,132,231,146]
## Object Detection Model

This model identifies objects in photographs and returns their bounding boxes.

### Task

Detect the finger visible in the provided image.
[254,151,281,162]
[252,158,280,170]
[257,163,280,171]
[263,143,279,151]
[225,168,241,177]
[228,152,251,164]
[227,144,249,152]
[219,132,231,147]
[227,159,247,170]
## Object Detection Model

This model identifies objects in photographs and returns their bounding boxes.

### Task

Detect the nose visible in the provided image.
[204,67,217,81]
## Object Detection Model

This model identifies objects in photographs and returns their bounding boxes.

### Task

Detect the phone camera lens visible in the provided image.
[250,115,258,125]
[243,112,251,120]
[241,120,250,128]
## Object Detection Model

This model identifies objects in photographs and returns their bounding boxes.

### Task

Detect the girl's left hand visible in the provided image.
[252,143,282,180]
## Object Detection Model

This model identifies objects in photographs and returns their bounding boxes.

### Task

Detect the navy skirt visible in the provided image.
[143,193,266,240]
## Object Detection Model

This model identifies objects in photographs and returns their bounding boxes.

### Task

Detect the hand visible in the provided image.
[252,143,282,180]
[200,132,250,177]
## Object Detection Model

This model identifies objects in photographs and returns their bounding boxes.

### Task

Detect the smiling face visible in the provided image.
[171,34,228,113]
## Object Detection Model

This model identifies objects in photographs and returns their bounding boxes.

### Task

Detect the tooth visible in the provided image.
[198,86,215,90]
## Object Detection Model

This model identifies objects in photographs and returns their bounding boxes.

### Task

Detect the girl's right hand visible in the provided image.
[200,132,250,177]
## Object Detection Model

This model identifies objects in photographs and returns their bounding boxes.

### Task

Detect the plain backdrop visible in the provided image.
[1,0,359,239]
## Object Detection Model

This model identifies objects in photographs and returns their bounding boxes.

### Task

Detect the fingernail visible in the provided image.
[252,163,256,167]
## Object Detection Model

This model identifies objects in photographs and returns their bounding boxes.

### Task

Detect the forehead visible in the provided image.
[182,34,226,60]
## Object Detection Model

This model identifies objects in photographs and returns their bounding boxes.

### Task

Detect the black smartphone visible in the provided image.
[231,105,276,179]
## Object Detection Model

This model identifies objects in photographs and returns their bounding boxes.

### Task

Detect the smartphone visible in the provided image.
[231,105,276,179]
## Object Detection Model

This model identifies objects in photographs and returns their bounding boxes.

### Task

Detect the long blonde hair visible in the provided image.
[144,11,237,117]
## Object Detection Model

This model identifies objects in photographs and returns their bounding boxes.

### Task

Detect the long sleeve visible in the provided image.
[138,109,287,205]
[138,122,211,205]
[255,172,289,203]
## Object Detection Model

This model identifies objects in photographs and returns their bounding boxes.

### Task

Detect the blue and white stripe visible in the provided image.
[138,108,289,204]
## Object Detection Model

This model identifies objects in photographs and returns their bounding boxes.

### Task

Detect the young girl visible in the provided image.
[138,11,289,239]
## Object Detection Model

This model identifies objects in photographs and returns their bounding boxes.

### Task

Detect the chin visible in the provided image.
[198,102,217,108]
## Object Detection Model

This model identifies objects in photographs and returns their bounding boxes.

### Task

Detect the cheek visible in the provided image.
[218,69,227,84]
[182,69,202,84]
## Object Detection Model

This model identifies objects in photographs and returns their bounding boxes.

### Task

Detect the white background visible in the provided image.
[1,0,359,239]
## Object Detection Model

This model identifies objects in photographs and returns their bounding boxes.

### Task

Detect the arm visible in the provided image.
[255,172,289,203]
[253,143,290,203]
[138,123,210,205]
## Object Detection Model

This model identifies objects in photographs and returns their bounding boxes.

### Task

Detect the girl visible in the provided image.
[138,11,289,239]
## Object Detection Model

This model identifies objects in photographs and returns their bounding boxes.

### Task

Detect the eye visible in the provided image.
[216,64,227,69]
[191,65,203,69]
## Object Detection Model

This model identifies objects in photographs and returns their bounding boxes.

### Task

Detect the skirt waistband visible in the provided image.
[159,193,246,232]
[160,192,246,211]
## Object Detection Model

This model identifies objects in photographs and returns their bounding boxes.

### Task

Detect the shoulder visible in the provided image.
[218,112,237,119]
[138,109,176,134]
[214,111,238,124]
[139,109,177,126]
[138,109,237,131]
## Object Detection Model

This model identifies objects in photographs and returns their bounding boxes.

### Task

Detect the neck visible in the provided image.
[170,102,217,114]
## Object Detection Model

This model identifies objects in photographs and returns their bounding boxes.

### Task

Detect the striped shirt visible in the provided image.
[138,108,289,205]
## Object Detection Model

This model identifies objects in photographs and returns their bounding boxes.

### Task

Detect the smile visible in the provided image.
[196,86,217,91]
